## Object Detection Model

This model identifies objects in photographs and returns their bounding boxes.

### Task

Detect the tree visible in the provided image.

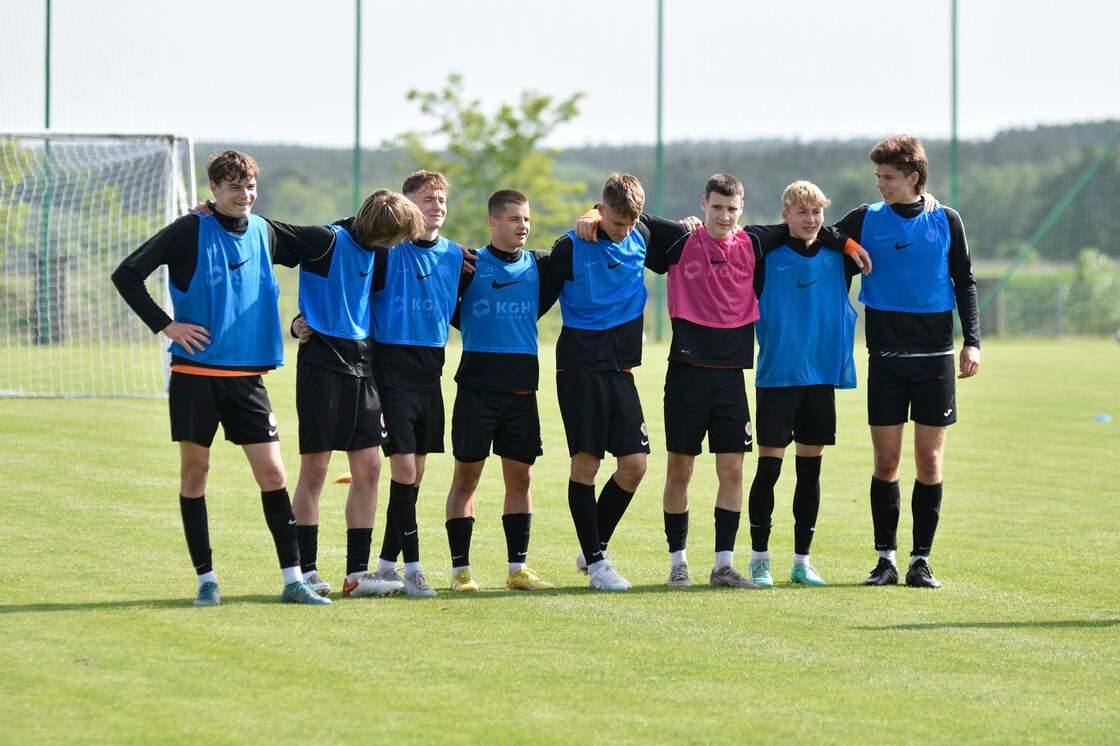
[389,74,587,249]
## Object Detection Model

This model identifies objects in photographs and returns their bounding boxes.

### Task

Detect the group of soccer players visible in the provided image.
[112,133,980,606]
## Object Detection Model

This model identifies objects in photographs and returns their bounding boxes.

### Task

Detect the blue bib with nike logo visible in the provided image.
[459,248,539,354]
[858,202,954,312]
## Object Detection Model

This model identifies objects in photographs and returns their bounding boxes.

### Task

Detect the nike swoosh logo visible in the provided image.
[710,259,727,265]
[492,279,523,289]
[360,269,371,277]
[287,519,296,525]
[640,439,649,446]
[229,259,250,270]
[796,278,822,289]
[894,242,914,250]
[404,529,418,536]
[268,428,278,437]
[607,261,622,269]
[416,272,434,280]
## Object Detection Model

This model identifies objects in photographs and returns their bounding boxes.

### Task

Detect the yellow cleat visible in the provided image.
[507,567,555,591]
[451,568,479,592]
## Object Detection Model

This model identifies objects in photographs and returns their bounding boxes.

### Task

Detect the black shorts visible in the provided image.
[556,369,650,458]
[756,384,836,448]
[296,364,386,454]
[451,388,543,465]
[867,354,957,427]
[169,372,280,447]
[379,386,445,456]
[663,362,752,455]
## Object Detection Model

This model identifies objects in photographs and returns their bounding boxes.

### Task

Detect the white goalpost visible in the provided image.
[0,132,195,397]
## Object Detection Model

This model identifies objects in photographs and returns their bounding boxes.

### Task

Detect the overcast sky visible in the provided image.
[3,0,1118,149]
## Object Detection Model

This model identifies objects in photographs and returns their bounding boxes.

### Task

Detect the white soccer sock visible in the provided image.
[452,565,469,576]
[588,559,608,575]
[670,550,687,567]
[403,561,422,576]
[909,554,928,567]
[281,565,303,585]
[377,558,397,574]
[197,571,217,586]
[750,550,770,563]
[714,550,734,570]
[878,549,897,564]
[509,562,526,574]
[793,553,810,567]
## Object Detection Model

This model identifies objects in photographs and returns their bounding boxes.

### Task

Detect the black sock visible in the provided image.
[748,457,782,552]
[296,524,318,574]
[380,480,415,563]
[568,480,603,565]
[502,512,531,565]
[261,488,300,570]
[714,507,741,554]
[346,527,373,576]
[870,477,901,552]
[180,495,212,575]
[793,455,823,555]
[387,480,420,563]
[446,516,474,567]
[596,477,634,552]
[911,481,943,557]
[664,510,689,553]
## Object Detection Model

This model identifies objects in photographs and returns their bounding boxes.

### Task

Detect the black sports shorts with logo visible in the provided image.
[451,388,543,465]
[663,362,752,455]
[556,369,650,458]
[378,385,446,456]
[867,354,957,427]
[296,364,386,454]
[169,372,279,447]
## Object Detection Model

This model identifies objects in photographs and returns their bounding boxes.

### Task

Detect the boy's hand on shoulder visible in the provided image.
[461,245,477,274]
[843,238,872,275]
[679,216,703,233]
[574,208,602,242]
[162,321,210,353]
[921,193,940,212]
[187,200,214,216]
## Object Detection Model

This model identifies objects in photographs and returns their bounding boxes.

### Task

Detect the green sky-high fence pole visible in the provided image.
[950,0,958,207]
[979,126,1120,311]
[352,0,362,215]
[38,0,54,345]
[653,0,665,341]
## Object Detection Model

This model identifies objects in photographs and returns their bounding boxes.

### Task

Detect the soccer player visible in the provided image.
[366,171,468,598]
[444,190,559,592]
[288,190,423,600]
[111,150,329,606]
[747,181,866,588]
[543,173,690,591]
[835,135,981,588]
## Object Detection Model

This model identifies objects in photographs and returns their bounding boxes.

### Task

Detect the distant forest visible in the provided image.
[206,120,1119,263]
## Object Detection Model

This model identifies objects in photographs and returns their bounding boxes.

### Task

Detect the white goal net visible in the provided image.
[0,133,194,397]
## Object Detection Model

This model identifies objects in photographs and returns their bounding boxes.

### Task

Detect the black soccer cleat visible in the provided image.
[862,557,899,586]
[905,558,941,588]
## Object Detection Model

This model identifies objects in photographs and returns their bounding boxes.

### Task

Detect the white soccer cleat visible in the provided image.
[589,562,631,592]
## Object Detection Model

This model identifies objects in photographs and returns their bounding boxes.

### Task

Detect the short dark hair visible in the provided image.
[488,189,528,218]
[869,135,928,192]
[207,150,259,185]
[704,173,744,201]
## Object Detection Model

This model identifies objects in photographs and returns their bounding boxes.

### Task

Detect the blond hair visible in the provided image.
[353,190,425,248]
[782,180,831,209]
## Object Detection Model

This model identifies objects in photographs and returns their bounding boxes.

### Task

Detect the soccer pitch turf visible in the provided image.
[1,338,1117,744]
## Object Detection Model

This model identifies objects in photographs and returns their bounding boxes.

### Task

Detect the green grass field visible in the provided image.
[2,338,1118,744]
